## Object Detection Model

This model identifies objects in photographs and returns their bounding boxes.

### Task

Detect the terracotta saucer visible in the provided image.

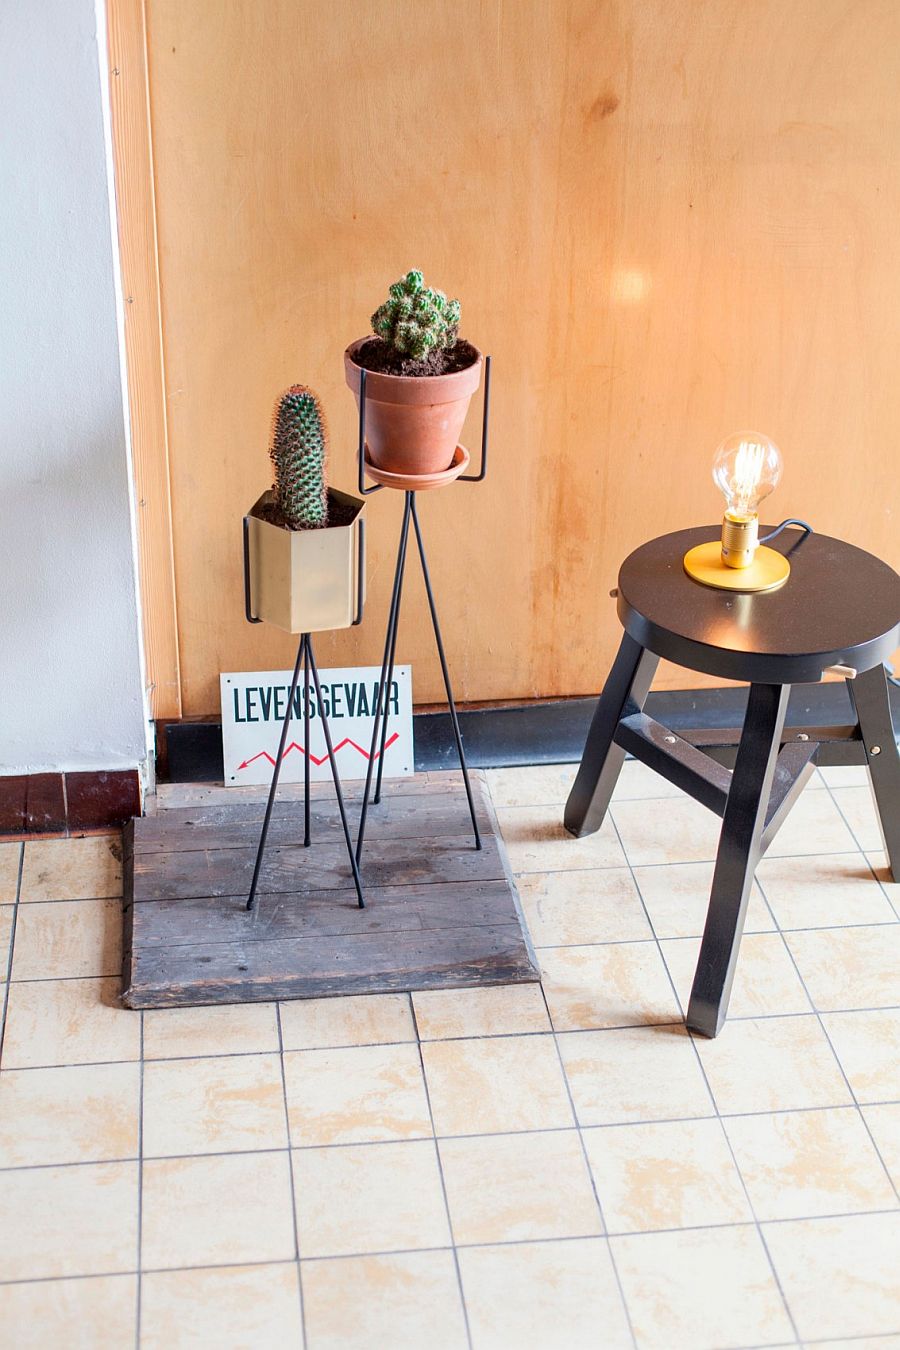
[363,444,470,491]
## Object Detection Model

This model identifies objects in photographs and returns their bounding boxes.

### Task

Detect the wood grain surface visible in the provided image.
[122,775,538,1007]
[113,0,900,712]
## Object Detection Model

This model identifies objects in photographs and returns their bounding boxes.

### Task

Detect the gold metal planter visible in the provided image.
[243,488,365,633]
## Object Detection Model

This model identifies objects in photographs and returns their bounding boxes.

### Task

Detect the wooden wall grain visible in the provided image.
[140,0,900,714]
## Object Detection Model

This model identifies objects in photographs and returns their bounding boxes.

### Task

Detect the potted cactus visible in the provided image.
[244,386,365,633]
[344,269,483,477]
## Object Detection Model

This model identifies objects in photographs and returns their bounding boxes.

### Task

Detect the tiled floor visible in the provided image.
[0,763,898,1348]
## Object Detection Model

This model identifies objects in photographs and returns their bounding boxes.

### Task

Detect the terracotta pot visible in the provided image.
[344,338,483,476]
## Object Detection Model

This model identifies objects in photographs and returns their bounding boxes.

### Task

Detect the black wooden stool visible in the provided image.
[565,525,900,1039]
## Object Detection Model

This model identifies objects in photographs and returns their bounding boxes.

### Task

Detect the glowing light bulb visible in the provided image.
[712,431,783,568]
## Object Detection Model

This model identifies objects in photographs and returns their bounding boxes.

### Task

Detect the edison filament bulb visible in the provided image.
[712,432,783,568]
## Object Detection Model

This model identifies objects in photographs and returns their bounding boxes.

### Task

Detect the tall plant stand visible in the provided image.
[354,357,492,863]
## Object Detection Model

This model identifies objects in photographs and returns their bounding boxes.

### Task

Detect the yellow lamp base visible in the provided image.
[683,541,790,593]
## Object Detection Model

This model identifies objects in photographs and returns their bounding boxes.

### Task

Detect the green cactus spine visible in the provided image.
[270,385,328,530]
[371,268,461,361]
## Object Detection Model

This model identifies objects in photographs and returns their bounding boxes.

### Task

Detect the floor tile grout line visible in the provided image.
[135,1010,144,1350]
[608,812,802,1345]
[7,1102,900,1175]
[12,894,123,910]
[680,1007,803,1345]
[754,870,900,1209]
[686,1033,803,1346]
[490,778,834,813]
[754,866,786,934]
[820,775,900,921]
[6,1209,900,1288]
[534,975,639,1350]
[605,815,713,1093]
[506,842,868,877]
[607,809,806,1342]
[7,1096,900,1171]
[21,966,900,1007]
[531,913,900,949]
[0,844,25,1068]
[798,1331,900,1349]
[19,886,898,928]
[410,997,474,1350]
[10,1090,900,1166]
[4,994,900,1070]
[275,1002,308,1349]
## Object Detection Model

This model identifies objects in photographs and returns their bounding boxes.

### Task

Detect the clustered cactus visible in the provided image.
[371,269,461,361]
[270,385,328,529]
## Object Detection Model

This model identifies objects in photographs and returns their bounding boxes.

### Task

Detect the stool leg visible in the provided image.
[848,664,900,881]
[687,683,790,1038]
[564,634,658,837]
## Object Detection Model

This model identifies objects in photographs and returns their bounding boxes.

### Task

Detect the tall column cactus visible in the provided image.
[372,269,461,361]
[270,385,328,529]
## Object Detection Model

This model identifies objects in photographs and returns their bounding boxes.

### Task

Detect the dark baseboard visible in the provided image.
[161,681,900,783]
[0,770,141,839]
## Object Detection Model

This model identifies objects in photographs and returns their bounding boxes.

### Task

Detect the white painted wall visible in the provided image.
[0,0,148,774]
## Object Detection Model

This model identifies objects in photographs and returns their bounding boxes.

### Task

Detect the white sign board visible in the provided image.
[220,665,413,785]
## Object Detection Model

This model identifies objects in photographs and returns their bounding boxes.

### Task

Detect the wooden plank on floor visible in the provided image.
[124,923,535,1007]
[132,834,505,900]
[128,880,518,949]
[152,770,481,811]
[122,774,538,1008]
[131,792,492,852]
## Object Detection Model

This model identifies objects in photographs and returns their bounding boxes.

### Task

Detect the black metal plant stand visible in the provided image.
[242,524,367,913]
[354,357,492,863]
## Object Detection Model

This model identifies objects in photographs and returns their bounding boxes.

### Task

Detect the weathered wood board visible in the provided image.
[122,776,539,1008]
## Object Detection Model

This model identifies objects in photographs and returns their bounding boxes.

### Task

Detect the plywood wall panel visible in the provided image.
[142,0,900,714]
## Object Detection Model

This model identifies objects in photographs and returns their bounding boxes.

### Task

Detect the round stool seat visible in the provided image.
[617,526,900,685]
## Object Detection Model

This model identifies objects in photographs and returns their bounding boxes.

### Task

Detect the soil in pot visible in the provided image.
[255,495,359,530]
[353,336,480,379]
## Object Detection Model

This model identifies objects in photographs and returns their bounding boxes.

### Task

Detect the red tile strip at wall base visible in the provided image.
[0,770,140,840]
[0,776,28,834]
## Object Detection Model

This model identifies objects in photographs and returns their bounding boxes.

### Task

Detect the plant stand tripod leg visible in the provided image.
[247,631,307,912]
[687,683,791,1039]
[564,634,659,838]
[307,638,366,909]
[848,664,900,882]
[410,494,482,850]
[374,491,412,805]
[356,494,413,862]
[303,635,311,848]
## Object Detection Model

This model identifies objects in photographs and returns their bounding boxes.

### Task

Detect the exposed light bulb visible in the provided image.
[712,431,783,568]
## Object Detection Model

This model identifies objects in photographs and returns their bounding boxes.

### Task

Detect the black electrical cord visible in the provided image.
[755,517,898,690]
[758,518,814,544]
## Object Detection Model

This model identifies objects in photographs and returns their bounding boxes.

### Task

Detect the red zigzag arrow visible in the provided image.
[238,731,400,771]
